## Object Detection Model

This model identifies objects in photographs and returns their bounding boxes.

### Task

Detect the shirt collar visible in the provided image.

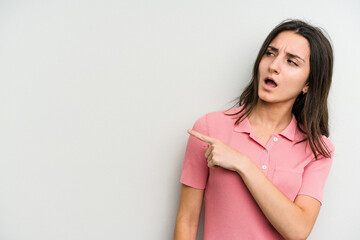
[233,115,252,134]
[278,114,297,141]
[233,113,298,142]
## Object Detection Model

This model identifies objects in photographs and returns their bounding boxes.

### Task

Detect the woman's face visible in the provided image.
[258,31,310,105]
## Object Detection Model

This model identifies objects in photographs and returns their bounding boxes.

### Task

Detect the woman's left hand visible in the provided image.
[187,129,249,172]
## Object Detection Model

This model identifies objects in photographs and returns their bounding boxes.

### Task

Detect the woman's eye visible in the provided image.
[288,59,298,66]
[265,51,274,56]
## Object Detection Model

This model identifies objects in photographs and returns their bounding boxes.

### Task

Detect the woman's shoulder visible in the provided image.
[192,107,242,135]
[297,132,335,159]
[321,135,335,153]
[196,106,241,123]
[294,122,335,154]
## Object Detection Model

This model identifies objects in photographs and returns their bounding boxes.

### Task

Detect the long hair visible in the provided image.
[225,19,334,159]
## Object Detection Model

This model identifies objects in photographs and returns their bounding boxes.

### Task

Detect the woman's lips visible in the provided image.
[264,78,277,89]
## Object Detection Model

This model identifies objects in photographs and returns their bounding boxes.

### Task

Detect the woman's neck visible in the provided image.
[247,100,293,133]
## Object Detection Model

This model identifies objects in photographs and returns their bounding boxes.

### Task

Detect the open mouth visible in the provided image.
[265,78,278,88]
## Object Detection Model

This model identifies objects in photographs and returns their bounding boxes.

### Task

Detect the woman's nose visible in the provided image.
[268,57,281,74]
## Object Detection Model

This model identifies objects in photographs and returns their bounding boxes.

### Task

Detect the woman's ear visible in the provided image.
[302,84,309,94]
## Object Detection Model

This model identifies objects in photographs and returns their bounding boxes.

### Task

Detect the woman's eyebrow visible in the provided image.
[268,46,305,63]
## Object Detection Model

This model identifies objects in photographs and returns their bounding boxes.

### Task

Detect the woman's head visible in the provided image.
[257,30,311,105]
[227,19,334,158]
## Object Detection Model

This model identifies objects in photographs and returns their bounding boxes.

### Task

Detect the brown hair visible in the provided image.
[225,19,334,159]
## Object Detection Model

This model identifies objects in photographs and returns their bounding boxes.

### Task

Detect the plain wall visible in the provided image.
[0,0,359,239]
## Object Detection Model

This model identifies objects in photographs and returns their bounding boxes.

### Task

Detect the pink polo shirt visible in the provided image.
[180,106,334,240]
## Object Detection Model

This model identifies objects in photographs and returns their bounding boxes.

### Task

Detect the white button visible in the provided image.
[264,150,268,153]
[273,137,278,142]
[261,164,267,170]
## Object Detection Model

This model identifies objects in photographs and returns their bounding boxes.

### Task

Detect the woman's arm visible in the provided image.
[174,184,204,240]
[188,129,322,240]
[238,158,320,240]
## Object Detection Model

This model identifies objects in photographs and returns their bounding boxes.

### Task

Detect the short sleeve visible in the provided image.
[297,137,335,204]
[180,114,209,189]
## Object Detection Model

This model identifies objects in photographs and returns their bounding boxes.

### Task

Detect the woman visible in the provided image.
[174,19,334,240]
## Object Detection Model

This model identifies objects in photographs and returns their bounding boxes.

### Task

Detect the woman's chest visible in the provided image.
[208,132,313,201]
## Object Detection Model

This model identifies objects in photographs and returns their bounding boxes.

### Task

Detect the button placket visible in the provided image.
[260,135,279,175]
[260,147,269,174]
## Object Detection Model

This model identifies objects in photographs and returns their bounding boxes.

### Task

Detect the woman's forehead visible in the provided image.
[269,31,310,60]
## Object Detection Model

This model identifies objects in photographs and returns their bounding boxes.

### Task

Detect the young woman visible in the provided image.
[174,19,334,240]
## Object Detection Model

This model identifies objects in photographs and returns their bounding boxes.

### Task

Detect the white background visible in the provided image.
[0,0,359,239]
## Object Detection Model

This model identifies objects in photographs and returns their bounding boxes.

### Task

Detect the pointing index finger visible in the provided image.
[187,129,215,144]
